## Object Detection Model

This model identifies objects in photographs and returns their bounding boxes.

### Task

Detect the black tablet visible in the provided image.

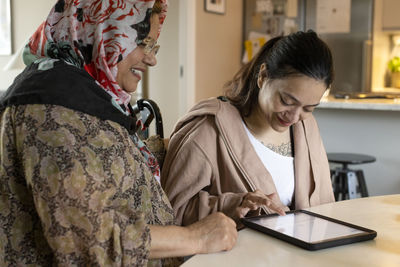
[241,210,377,251]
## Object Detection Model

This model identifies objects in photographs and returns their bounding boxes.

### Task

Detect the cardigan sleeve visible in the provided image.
[10,105,152,266]
[162,137,246,226]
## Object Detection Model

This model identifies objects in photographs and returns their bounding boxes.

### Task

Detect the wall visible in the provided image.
[371,0,391,90]
[0,0,54,90]
[148,0,243,136]
[148,0,180,136]
[314,108,400,196]
[194,0,243,102]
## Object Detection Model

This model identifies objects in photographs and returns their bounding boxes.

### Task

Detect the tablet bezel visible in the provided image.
[241,210,377,251]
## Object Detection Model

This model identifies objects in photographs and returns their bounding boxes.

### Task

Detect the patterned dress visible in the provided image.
[0,104,176,266]
[0,1,178,265]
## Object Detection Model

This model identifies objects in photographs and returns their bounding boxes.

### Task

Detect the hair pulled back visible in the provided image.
[225,30,333,117]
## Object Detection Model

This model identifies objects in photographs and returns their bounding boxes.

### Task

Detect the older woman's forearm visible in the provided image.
[149,225,197,258]
[149,212,237,259]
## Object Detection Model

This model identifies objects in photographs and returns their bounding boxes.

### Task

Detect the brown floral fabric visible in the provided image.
[143,135,167,169]
[0,104,175,266]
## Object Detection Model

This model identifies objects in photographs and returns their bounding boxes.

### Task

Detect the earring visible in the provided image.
[257,75,263,88]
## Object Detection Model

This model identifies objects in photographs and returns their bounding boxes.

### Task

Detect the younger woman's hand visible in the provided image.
[236,190,286,218]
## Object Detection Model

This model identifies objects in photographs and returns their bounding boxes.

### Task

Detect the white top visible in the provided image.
[243,122,294,206]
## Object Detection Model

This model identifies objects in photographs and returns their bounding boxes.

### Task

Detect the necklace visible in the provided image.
[243,119,294,157]
[260,140,293,157]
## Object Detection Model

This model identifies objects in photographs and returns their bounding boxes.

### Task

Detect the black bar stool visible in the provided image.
[327,153,376,201]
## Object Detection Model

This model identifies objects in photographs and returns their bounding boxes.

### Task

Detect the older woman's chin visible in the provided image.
[120,79,139,94]
[124,86,138,94]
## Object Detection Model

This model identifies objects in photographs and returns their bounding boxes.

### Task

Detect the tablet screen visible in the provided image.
[250,211,365,243]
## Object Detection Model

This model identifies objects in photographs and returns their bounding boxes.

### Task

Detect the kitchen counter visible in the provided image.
[318,95,400,111]
[314,99,400,196]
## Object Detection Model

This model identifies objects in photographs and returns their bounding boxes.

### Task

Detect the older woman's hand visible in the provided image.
[187,212,237,254]
[236,190,286,218]
[149,212,237,258]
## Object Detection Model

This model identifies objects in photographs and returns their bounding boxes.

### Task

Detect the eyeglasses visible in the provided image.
[138,36,160,55]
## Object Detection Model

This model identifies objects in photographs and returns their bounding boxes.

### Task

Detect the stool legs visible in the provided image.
[331,169,341,200]
[355,170,369,197]
[346,171,358,199]
[330,168,369,201]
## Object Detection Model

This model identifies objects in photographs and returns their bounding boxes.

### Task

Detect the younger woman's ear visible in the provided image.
[257,63,267,88]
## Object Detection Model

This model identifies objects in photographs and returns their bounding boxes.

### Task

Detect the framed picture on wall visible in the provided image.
[0,0,11,55]
[204,0,226,15]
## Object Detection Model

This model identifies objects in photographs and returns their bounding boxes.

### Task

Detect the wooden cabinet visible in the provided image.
[382,0,400,30]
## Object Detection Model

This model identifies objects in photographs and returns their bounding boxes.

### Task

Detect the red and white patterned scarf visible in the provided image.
[24,0,167,114]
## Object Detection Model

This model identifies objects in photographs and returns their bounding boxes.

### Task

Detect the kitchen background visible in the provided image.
[0,0,399,196]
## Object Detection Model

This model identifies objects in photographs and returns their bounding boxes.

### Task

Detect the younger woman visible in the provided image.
[162,30,335,226]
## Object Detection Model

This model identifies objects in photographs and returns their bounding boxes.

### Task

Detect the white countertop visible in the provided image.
[318,95,400,111]
[183,195,400,267]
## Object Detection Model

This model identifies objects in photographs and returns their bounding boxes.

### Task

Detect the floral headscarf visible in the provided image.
[23,0,168,114]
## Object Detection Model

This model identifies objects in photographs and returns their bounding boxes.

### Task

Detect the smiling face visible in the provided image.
[257,72,326,132]
[116,14,160,93]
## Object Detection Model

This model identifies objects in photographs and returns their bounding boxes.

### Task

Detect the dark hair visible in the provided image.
[225,30,334,117]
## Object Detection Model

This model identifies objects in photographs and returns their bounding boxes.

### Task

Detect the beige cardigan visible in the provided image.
[161,98,334,226]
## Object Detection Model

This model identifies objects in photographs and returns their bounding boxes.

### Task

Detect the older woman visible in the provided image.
[162,31,335,226]
[0,0,236,266]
